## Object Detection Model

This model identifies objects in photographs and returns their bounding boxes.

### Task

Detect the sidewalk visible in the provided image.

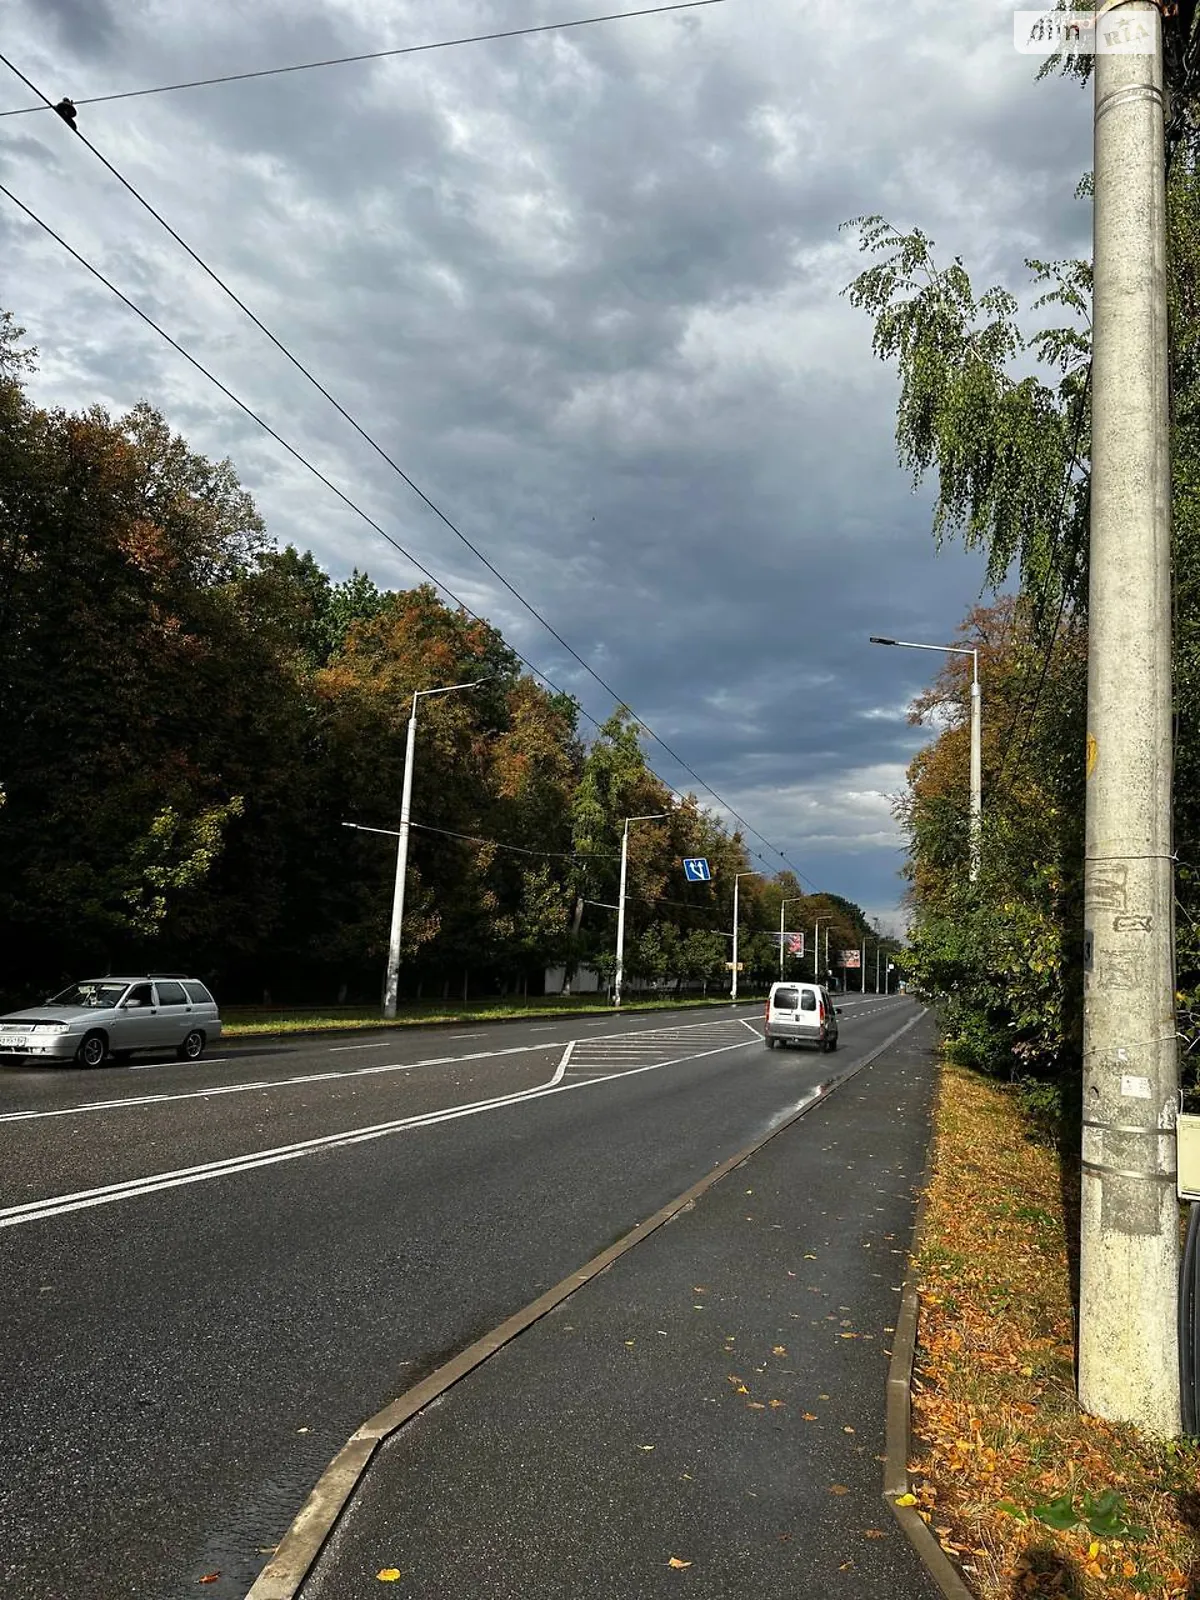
[300,1016,943,1599]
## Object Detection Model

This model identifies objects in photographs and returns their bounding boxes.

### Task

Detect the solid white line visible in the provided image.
[328,1042,391,1053]
[448,1033,484,1039]
[130,1057,230,1070]
[0,1033,758,1230]
[0,1043,549,1125]
[0,1013,757,1127]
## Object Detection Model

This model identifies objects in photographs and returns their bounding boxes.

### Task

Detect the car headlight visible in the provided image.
[35,1023,71,1034]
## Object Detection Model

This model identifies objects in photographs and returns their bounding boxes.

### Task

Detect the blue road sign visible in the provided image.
[682,857,712,883]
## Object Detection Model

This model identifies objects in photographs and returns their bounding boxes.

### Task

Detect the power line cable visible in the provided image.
[0,2,727,117]
[1,55,816,890]
[410,821,619,860]
[0,178,799,891]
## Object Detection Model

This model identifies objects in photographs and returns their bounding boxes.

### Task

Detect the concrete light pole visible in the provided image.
[779,896,806,979]
[813,915,833,987]
[614,813,668,1007]
[383,678,489,1019]
[1079,1,1179,1437]
[731,872,761,1000]
[870,636,981,880]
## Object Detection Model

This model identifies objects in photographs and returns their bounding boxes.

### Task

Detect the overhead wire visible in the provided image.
[0,3,727,117]
[1,48,816,891]
[0,178,795,891]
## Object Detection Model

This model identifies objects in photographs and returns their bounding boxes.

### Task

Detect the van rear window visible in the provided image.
[183,981,214,1005]
[772,988,799,1010]
[800,991,817,1011]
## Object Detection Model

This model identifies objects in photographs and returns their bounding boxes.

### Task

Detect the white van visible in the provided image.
[763,981,840,1052]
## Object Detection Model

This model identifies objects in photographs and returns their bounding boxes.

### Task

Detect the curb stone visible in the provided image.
[883,1050,976,1600]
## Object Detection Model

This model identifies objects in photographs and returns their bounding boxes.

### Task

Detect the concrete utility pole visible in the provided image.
[383,679,489,1018]
[870,636,981,879]
[1080,0,1179,1437]
[614,813,668,1008]
[779,897,805,979]
[813,915,833,987]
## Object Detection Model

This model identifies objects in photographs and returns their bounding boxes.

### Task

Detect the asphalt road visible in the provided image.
[0,994,918,1600]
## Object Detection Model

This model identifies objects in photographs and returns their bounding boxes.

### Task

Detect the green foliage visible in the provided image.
[842,217,1090,607]
[0,326,884,1007]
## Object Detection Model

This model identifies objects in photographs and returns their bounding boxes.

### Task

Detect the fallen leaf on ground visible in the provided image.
[772,1345,787,1356]
[376,1569,403,1582]
[863,1529,888,1540]
[638,1444,656,1451]
[747,1401,766,1409]
[199,1578,220,1588]
[894,1493,917,1506]
[667,1556,693,1569]
[843,1426,856,1434]
[802,1412,818,1421]
[830,1484,851,1496]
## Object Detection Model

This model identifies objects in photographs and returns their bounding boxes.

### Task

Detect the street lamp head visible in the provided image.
[869,636,897,646]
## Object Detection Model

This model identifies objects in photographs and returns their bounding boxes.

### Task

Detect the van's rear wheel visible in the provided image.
[177,1029,205,1062]
[764,1035,776,1049]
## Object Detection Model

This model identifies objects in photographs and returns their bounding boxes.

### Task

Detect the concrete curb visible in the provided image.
[244,1006,928,1599]
[221,997,762,1047]
[882,1055,977,1600]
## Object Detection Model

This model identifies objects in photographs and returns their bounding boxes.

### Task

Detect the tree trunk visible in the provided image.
[463,969,469,1003]
[561,896,585,993]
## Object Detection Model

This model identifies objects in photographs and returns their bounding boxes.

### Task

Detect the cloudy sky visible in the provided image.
[0,0,1093,933]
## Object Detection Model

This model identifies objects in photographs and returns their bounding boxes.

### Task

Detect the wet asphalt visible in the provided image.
[301,1011,941,1600]
[0,996,926,1600]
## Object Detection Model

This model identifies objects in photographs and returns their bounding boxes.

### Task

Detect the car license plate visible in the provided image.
[5,1036,26,1048]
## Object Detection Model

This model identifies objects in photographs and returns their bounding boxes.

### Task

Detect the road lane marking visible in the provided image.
[0,1014,762,1126]
[0,1044,552,1124]
[0,1032,759,1229]
[448,1033,484,1039]
[549,1041,575,1085]
[328,1042,392,1053]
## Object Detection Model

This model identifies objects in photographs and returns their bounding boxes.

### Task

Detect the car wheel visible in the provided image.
[764,1035,775,1049]
[78,1031,108,1068]
[177,1029,205,1062]
[827,1036,838,1053]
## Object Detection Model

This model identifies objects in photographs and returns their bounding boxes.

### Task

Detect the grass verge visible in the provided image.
[909,1060,1200,1599]
[221,993,750,1036]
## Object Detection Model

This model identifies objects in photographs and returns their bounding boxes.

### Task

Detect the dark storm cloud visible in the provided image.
[0,0,1091,924]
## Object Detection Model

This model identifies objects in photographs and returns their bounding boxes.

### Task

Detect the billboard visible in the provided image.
[773,931,805,956]
[839,949,862,968]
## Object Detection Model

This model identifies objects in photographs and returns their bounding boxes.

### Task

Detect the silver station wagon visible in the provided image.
[0,975,222,1067]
